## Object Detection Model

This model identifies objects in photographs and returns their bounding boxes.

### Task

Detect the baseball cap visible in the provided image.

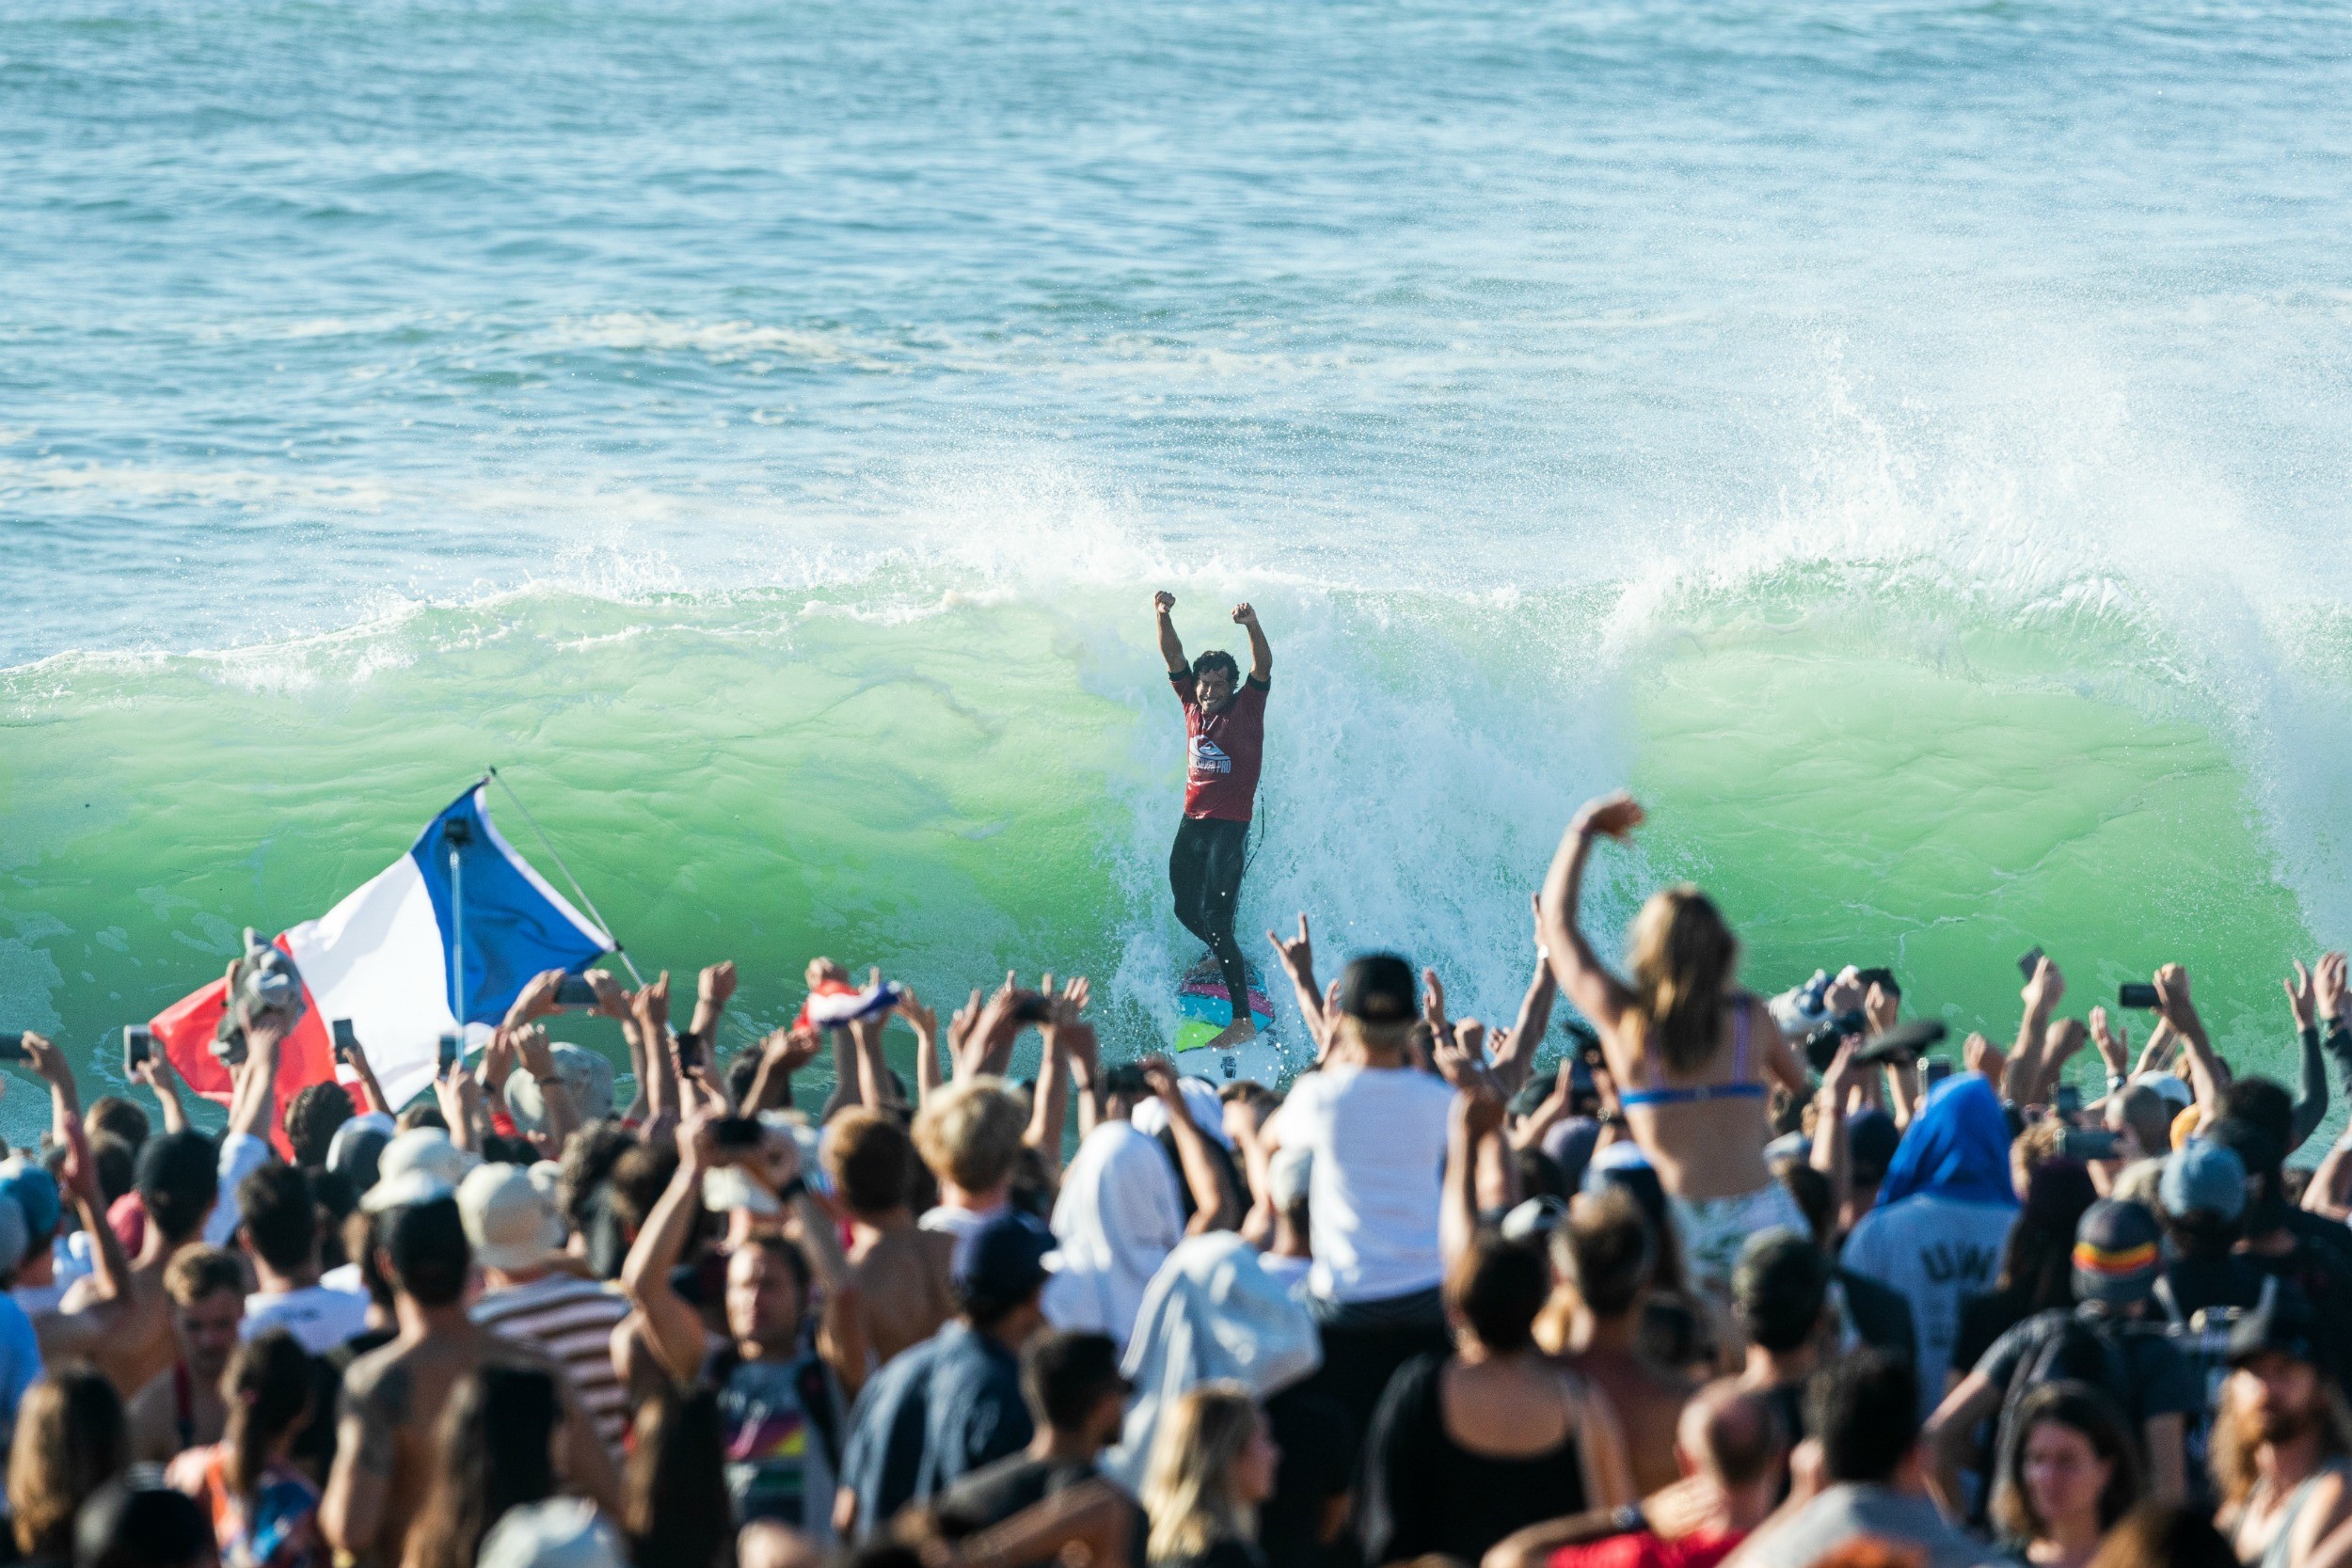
[2134,1071,2194,1111]
[1334,955,1416,1023]
[0,1157,62,1243]
[361,1128,477,1214]
[457,1163,566,1274]
[2228,1290,2324,1369]
[2160,1140,2248,1223]
[505,1043,616,1133]
[951,1212,1056,1318]
[1501,1195,1569,1245]
[2072,1198,2164,1306]
[477,1497,626,1568]
[328,1115,394,1196]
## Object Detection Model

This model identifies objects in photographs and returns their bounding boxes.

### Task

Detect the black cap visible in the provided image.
[1336,954,1416,1023]
[2228,1290,2324,1370]
[951,1212,1055,1318]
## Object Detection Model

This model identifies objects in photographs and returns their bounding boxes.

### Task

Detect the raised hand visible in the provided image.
[1267,913,1313,981]
[1455,1019,1489,1064]
[1231,602,1259,626]
[759,1025,824,1077]
[634,971,673,1034]
[585,968,633,1022]
[2023,954,2066,1015]
[896,987,939,1042]
[2321,952,2350,1026]
[1963,1031,2006,1083]
[1864,980,1899,1035]
[514,1022,559,1082]
[1571,791,1645,842]
[2153,963,2198,1032]
[2089,1006,2131,1077]
[1154,590,1175,615]
[1452,1079,1506,1142]
[804,956,850,990]
[1823,967,1866,1018]
[505,968,568,1029]
[2286,961,2317,1031]
[1422,968,1451,1041]
[699,961,739,1013]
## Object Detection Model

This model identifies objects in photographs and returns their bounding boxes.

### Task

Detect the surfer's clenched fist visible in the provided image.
[1154,589,1175,614]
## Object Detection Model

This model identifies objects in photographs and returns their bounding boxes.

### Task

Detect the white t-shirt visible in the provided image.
[918,1202,1006,1240]
[1267,1064,1454,1304]
[243,1283,373,1354]
[1841,1193,2019,1419]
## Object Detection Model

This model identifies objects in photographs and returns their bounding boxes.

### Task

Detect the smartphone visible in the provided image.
[2119,982,2161,1010]
[674,1029,704,1070]
[554,974,598,1007]
[2063,1126,2121,1161]
[1926,1058,1953,1086]
[331,1019,358,1063]
[0,1033,28,1062]
[2017,945,2045,979]
[437,1032,460,1078]
[124,1025,153,1073]
[2055,1083,2082,1117]
[711,1116,765,1149]
[1010,991,1055,1025]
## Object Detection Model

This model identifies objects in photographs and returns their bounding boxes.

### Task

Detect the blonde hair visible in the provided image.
[1141,1383,1262,1565]
[1629,885,1739,1075]
[911,1077,1029,1194]
[8,1367,127,1557]
[2211,1364,2352,1509]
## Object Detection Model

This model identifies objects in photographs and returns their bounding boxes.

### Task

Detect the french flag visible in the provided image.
[151,784,615,1123]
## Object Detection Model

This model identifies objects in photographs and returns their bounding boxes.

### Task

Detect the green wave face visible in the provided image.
[1,570,2338,1143]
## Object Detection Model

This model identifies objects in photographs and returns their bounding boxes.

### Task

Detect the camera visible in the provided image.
[1804,1010,1867,1074]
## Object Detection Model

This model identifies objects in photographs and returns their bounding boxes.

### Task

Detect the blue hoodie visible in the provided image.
[1877,1072,2018,1209]
[1844,1072,2019,1413]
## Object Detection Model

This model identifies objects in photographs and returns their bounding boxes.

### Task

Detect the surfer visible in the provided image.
[1154,590,1272,1050]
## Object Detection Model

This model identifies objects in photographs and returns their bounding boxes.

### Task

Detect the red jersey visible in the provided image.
[1172,671,1268,821]
[1550,1530,1746,1568]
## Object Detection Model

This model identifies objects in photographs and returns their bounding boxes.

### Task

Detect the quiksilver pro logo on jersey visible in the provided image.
[1190,738,1232,775]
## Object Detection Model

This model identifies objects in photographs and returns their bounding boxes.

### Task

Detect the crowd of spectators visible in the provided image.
[2,794,2351,1568]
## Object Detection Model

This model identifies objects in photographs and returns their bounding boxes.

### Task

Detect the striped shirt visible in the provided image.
[471,1274,632,1452]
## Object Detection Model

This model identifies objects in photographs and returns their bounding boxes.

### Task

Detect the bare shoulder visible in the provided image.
[340,1339,419,1422]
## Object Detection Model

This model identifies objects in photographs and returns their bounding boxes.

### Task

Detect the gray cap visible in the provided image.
[505,1043,615,1132]
[2160,1140,2248,1222]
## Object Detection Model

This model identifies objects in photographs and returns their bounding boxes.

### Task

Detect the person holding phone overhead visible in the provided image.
[1153,592,1273,1052]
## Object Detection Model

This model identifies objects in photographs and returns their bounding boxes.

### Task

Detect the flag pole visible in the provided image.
[485,766,648,989]
[444,812,471,1024]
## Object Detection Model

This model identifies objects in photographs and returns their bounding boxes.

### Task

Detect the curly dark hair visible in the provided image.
[285,1082,355,1170]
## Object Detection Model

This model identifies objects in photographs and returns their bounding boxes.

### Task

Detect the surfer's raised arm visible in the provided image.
[1154,589,1189,675]
[1232,600,1271,682]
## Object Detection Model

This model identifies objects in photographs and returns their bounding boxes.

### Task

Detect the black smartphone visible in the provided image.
[2119,982,2161,1010]
[712,1116,765,1149]
[1010,991,1055,1025]
[2055,1083,2082,1117]
[331,1019,358,1063]
[124,1025,153,1073]
[437,1032,460,1078]
[1926,1058,1953,1085]
[2063,1126,2120,1161]
[0,1033,29,1062]
[2017,945,2045,979]
[674,1029,705,1070]
[554,974,598,1006]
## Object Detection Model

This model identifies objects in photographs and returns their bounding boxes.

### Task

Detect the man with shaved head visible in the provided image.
[1484,1380,1788,1568]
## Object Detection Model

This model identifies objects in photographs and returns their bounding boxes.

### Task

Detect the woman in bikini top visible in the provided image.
[1536,792,1808,1203]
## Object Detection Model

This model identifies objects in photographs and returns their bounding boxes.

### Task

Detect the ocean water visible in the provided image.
[7,0,2352,1132]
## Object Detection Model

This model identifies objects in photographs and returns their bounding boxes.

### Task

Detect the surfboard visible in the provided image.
[1172,953,1290,1086]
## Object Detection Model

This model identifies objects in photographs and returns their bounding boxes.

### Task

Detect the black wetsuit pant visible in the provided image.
[1169,814,1251,1027]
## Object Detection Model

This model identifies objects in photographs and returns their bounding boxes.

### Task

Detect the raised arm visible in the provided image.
[1141,1056,1235,1233]
[1536,794,1643,1052]
[1232,602,1271,681]
[511,1025,580,1161]
[1266,914,1327,1056]
[2003,957,2063,1105]
[1492,909,1558,1096]
[2284,959,2330,1152]
[619,1116,719,1386]
[743,1025,822,1116]
[131,1047,192,1133]
[2153,964,2226,1129]
[1153,590,1187,675]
